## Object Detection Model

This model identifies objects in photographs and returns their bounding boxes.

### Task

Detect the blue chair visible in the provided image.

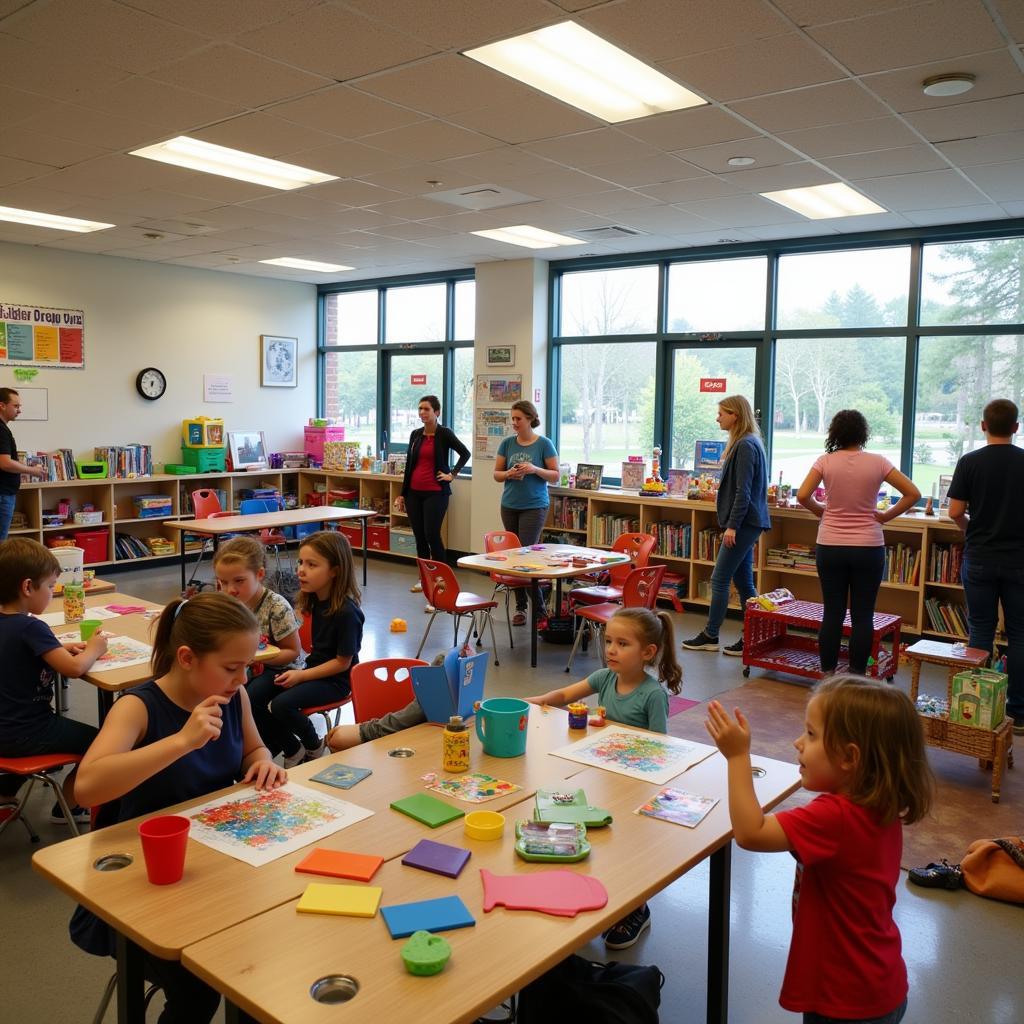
[239,498,286,576]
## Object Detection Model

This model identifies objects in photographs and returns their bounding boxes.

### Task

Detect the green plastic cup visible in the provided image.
[79,620,102,641]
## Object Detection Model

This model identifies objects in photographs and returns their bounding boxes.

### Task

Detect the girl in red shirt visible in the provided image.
[705,675,934,1024]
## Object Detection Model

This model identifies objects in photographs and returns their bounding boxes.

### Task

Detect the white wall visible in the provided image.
[0,242,316,466]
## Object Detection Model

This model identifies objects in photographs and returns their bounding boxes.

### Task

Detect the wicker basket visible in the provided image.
[919,713,999,758]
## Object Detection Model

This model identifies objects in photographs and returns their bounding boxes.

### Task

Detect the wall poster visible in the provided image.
[0,302,84,368]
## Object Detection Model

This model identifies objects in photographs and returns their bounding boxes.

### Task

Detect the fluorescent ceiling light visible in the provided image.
[260,257,354,273]
[130,136,337,190]
[464,21,706,123]
[472,225,583,249]
[0,205,114,233]
[759,183,886,219]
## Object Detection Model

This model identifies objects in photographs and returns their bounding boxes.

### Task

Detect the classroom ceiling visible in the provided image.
[0,0,1022,284]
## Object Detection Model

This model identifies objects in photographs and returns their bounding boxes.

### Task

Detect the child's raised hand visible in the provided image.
[244,759,287,791]
[704,700,751,760]
[181,694,229,751]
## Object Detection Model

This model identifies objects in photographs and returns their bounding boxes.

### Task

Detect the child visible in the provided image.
[0,538,108,824]
[249,530,364,767]
[704,675,934,1024]
[527,607,682,949]
[213,536,304,684]
[71,592,285,1024]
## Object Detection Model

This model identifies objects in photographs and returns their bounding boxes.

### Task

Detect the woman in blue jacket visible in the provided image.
[682,395,770,657]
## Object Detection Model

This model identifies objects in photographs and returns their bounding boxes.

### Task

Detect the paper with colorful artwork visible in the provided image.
[636,787,718,828]
[184,782,373,867]
[83,635,153,672]
[425,772,521,803]
[550,727,716,784]
[37,605,122,627]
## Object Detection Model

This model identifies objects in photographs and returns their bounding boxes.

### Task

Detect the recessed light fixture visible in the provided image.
[921,73,975,98]
[727,156,756,167]
[464,21,706,123]
[0,205,115,233]
[130,137,337,190]
[472,225,583,249]
[260,257,354,272]
[760,182,886,219]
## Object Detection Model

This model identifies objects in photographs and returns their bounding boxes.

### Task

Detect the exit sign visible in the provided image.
[700,377,727,392]
[411,374,427,386]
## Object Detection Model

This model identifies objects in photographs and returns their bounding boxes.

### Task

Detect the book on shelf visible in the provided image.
[550,496,588,531]
[94,444,152,479]
[928,542,963,585]
[924,597,968,638]
[19,448,77,481]
[697,527,724,561]
[882,543,920,585]
[591,513,639,546]
[650,520,690,558]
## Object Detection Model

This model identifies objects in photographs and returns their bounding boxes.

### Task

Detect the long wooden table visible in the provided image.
[53,577,117,596]
[163,507,374,592]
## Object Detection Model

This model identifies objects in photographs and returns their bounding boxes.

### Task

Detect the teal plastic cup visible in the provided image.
[475,698,530,757]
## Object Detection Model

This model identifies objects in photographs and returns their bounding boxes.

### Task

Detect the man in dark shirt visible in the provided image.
[947,398,1024,734]
[0,387,47,539]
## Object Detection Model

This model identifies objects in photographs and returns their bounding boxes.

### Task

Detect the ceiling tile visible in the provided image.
[730,80,890,132]
[489,167,613,200]
[637,176,744,203]
[303,208,406,232]
[237,5,433,81]
[821,145,950,179]
[680,194,807,226]
[673,135,799,172]
[284,140,414,179]
[0,182,83,212]
[191,114,339,159]
[806,0,1005,75]
[585,154,708,187]
[717,161,836,191]
[902,202,1009,225]
[0,84,65,127]
[771,1,922,29]
[27,104,168,151]
[117,0,324,37]
[614,205,720,233]
[661,32,842,102]
[370,221,455,241]
[0,154,52,187]
[563,190,662,215]
[0,128,110,169]
[0,32,130,101]
[620,106,757,150]
[963,160,1024,202]
[239,193,347,221]
[903,94,1024,142]
[937,130,1024,166]
[358,162,481,194]
[440,147,561,181]
[369,196,462,220]
[301,179,407,208]
[150,44,331,108]
[361,120,503,162]
[73,77,245,132]
[994,0,1024,38]
[853,169,988,209]
[523,129,661,169]
[446,94,602,145]
[268,85,426,139]
[777,116,920,157]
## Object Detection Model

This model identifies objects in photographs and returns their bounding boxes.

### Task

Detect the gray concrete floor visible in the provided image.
[3,555,1021,1023]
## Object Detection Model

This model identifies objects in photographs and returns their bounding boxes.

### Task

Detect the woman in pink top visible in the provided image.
[797,410,919,674]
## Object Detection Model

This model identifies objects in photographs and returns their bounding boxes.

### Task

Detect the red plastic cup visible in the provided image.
[138,815,190,885]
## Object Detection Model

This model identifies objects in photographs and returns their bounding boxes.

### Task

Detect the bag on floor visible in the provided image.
[516,954,664,1024]
[961,835,1024,903]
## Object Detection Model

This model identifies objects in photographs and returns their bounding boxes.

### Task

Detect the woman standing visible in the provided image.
[682,395,770,657]
[797,409,919,675]
[493,400,560,625]
[401,395,470,592]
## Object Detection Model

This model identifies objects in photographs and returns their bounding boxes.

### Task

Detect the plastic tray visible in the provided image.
[514,820,590,863]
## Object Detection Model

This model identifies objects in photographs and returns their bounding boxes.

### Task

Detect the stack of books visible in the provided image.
[883,543,921,584]
[651,520,690,558]
[592,513,639,546]
[115,532,155,560]
[94,444,152,478]
[133,494,173,518]
[19,448,77,481]
[550,496,588,531]
[928,543,963,584]
[145,536,175,556]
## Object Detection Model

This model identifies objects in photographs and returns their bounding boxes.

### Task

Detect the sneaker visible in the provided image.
[424,604,436,614]
[723,637,744,657]
[604,904,651,950]
[49,803,91,825]
[282,747,307,769]
[908,860,963,890]
[682,631,720,652]
[512,611,527,626]
[410,581,423,593]
[303,739,327,762]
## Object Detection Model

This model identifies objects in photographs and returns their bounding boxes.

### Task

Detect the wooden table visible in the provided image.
[183,743,800,1024]
[163,507,374,592]
[905,639,1014,802]
[458,544,631,668]
[53,577,117,596]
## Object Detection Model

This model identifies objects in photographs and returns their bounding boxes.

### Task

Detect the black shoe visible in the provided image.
[908,860,963,890]
[682,631,720,652]
[604,904,651,949]
[723,637,744,657]
[49,802,91,825]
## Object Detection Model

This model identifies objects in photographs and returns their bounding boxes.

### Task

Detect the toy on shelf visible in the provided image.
[640,444,667,496]
[182,417,224,448]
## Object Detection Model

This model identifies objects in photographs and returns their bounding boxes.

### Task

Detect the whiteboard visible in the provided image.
[17,387,47,420]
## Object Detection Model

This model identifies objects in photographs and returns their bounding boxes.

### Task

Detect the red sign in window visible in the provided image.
[699,377,727,392]
[411,374,427,386]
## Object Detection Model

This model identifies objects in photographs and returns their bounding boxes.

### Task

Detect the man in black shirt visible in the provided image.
[0,387,47,540]
[947,398,1024,735]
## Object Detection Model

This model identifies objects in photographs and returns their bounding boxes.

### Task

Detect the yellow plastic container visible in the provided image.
[182,417,225,448]
[464,811,504,841]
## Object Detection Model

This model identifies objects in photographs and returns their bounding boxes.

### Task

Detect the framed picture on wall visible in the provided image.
[486,345,515,366]
[260,335,297,387]
[228,430,269,470]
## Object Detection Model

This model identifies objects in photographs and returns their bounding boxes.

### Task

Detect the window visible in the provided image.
[776,247,910,330]
[324,289,376,346]
[921,237,1024,326]
[385,283,446,344]
[452,345,474,471]
[454,280,476,340]
[323,349,377,449]
[558,265,659,336]
[667,257,767,333]
[389,352,443,449]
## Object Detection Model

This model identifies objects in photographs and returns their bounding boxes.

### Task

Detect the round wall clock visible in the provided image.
[136,367,167,401]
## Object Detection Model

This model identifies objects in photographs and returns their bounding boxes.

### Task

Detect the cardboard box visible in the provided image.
[303,425,346,462]
[950,668,1007,730]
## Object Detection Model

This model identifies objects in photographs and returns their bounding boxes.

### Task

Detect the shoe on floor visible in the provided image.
[410,581,423,593]
[723,637,744,657]
[49,803,90,825]
[512,611,527,626]
[908,859,963,890]
[282,747,307,769]
[424,604,436,613]
[1012,723,1024,736]
[604,903,651,950]
[682,631,720,652]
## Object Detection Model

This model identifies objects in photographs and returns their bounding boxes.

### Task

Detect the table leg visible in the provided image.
[115,932,146,1024]
[225,1001,244,1024]
[362,518,368,587]
[707,842,731,1024]
[555,577,564,615]
[529,580,540,669]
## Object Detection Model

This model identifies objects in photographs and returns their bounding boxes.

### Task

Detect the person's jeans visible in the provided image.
[500,506,549,611]
[706,523,762,639]
[0,492,16,541]
[405,489,450,562]
[815,544,885,675]
[804,998,907,1024]
[961,557,1024,722]
[246,674,349,755]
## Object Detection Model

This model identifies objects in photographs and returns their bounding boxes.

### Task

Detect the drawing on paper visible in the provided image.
[52,632,152,672]
[636,787,718,828]
[550,727,716,785]
[426,773,521,804]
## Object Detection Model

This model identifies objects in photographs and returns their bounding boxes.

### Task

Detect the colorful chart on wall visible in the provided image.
[184,782,374,867]
[0,302,85,368]
[549,727,716,785]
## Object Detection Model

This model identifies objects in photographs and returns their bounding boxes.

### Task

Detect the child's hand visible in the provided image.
[704,700,751,760]
[86,632,108,657]
[244,759,287,791]
[63,641,86,654]
[524,695,546,705]
[275,669,304,688]
[181,695,229,750]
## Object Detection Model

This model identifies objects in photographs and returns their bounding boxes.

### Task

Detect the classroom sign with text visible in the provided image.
[699,377,726,392]
[0,302,84,369]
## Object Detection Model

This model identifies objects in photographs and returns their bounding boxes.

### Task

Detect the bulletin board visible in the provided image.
[0,302,85,369]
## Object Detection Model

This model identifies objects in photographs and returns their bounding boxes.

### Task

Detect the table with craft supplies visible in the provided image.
[181,731,799,1024]
[457,544,632,667]
[52,577,117,596]
[163,506,374,592]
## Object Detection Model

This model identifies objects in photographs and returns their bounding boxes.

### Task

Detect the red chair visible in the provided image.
[239,497,287,577]
[0,753,84,842]
[416,558,500,665]
[350,658,428,723]
[565,564,666,673]
[569,532,657,609]
[483,530,533,648]
[295,615,352,732]
[186,489,226,590]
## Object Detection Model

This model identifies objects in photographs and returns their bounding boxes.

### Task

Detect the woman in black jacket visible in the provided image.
[401,395,470,588]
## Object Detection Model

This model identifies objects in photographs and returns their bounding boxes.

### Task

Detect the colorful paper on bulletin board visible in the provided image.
[426,773,521,804]
[0,302,85,368]
[549,727,716,785]
[184,782,374,867]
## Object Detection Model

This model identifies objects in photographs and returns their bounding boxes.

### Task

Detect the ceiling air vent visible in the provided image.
[576,226,645,239]
[424,183,537,210]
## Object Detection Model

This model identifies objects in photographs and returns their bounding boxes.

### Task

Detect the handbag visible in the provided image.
[960,836,1024,903]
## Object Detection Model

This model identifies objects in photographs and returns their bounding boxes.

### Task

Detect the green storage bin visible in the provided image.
[180,446,226,472]
[164,464,194,475]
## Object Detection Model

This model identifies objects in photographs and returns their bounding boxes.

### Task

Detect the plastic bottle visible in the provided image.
[442,715,470,773]
[63,582,85,624]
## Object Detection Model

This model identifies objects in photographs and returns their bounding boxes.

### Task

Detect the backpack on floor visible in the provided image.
[961,836,1024,904]
[516,955,664,1024]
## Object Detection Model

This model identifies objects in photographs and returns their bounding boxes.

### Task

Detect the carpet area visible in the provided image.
[667,677,1020,870]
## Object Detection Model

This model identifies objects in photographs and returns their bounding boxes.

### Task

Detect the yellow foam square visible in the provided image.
[296,882,382,918]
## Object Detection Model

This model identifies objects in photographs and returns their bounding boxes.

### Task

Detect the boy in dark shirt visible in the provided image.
[947,398,1024,734]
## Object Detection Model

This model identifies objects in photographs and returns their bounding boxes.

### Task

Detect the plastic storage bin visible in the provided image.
[180,446,226,472]
[73,529,110,564]
[338,523,363,548]
[367,519,390,551]
[52,546,85,586]
[389,527,416,556]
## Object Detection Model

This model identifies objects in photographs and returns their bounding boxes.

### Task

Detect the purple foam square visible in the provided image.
[401,839,471,879]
